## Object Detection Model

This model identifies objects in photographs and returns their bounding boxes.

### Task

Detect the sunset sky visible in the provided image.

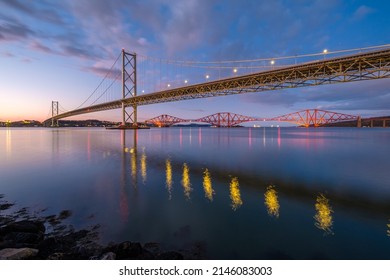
[0,0,389,122]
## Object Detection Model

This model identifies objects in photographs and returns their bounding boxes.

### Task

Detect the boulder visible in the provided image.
[0,247,39,260]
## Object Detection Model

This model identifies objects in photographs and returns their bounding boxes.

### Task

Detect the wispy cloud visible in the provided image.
[0,20,35,42]
[351,5,374,22]
[241,79,390,111]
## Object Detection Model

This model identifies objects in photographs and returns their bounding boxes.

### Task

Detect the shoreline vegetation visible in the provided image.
[0,194,203,260]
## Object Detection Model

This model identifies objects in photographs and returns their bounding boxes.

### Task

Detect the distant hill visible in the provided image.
[321,116,390,127]
[1,119,120,127]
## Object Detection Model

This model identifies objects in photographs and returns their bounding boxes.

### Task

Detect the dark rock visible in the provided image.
[71,242,103,260]
[106,241,144,259]
[158,251,184,260]
[100,252,116,260]
[0,203,14,211]
[47,252,66,260]
[143,242,161,255]
[0,220,45,235]
[37,237,63,259]
[58,210,72,220]
[3,231,44,246]
[0,216,13,227]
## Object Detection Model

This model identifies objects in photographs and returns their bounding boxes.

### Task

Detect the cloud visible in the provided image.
[0,20,35,41]
[241,79,390,111]
[351,5,374,22]
[1,51,14,57]
[84,65,121,80]
[30,41,57,55]
[2,0,65,24]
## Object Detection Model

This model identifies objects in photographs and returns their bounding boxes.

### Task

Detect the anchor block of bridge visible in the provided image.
[194,112,258,127]
[145,114,188,127]
[268,109,359,127]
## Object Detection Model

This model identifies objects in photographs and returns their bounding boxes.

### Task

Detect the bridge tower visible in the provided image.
[51,101,59,127]
[122,49,137,127]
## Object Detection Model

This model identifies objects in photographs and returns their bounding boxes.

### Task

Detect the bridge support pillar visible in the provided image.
[122,49,137,127]
[383,120,386,128]
[51,101,59,127]
[357,116,361,128]
[370,120,374,127]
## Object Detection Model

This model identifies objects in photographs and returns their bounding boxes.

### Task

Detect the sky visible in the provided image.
[0,0,389,123]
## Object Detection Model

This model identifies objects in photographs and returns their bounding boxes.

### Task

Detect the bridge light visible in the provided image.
[270,60,275,65]
[142,90,145,93]
[184,80,188,84]
[205,74,210,79]
[233,68,238,73]
[167,84,171,87]
[323,49,328,60]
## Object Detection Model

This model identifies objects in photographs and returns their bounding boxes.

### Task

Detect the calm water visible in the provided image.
[1,127,390,259]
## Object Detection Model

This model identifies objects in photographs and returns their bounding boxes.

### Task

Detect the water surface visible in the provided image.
[1,127,389,259]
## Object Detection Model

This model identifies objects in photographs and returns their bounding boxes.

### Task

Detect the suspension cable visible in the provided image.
[74,52,122,110]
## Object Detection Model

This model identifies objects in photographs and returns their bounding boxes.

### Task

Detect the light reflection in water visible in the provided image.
[248,128,252,147]
[140,149,147,183]
[181,163,192,200]
[165,159,173,199]
[314,194,333,234]
[198,127,202,147]
[6,128,11,158]
[203,168,214,201]
[264,185,280,218]
[130,148,137,180]
[230,177,242,210]
[387,221,390,237]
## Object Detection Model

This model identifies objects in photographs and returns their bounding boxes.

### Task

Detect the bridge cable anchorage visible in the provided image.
[44,45,390,123]
[145,110,359,127]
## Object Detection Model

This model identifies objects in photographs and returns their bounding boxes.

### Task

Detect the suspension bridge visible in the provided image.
[44,45,390,127]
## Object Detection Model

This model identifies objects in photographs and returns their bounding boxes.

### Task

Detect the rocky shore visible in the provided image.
[0,195,199,260]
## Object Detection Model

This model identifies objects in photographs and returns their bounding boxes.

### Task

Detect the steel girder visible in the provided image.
[45,48,390,122]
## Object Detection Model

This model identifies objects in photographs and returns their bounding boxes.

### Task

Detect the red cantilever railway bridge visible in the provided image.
[145,109,359,127]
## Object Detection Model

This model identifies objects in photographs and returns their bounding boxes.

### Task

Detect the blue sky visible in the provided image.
[0,0,389,122]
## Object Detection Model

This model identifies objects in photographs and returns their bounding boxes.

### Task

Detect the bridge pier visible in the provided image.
[383,120,386,128]
[370,120,374,127]
[357,116,361,128]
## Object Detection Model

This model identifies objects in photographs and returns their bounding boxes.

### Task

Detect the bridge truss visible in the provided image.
[145,109,359,127]
[268,109,358,127]
[194,112,257,127]
[145,114,187,127]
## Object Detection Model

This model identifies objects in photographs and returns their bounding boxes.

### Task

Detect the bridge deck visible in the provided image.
[46,48,390,122]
